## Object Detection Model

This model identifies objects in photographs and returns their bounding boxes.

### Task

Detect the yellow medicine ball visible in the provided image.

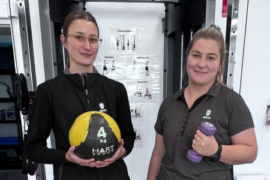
[69,111,121,161]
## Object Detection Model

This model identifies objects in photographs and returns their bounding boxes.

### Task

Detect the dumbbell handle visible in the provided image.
[186,122,216,163]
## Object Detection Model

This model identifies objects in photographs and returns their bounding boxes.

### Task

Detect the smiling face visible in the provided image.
[61,19,99,72]
[186,38,221,87]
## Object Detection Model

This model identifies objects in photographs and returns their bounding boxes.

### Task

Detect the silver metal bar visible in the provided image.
[190,28,193,42]
[225,0,239,89]
[38,0,57,80]
[35,164,46,180]
[24,0,37,90]
[62,46,66,69]
[162,17,167,99]
[61,28,66,69]
[163,36,167,100]
[239,0,249,94]
[180,32,184,90]
[205,0,216,27]
[17,0,34,91]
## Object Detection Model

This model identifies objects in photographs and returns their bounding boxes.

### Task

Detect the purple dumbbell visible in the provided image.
[186,122,216,163]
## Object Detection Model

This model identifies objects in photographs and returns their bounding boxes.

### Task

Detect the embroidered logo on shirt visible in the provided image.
[99,103,107,112]
[203,109,211,119]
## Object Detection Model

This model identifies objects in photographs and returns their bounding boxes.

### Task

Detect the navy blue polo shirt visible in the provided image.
[155,83,254,180]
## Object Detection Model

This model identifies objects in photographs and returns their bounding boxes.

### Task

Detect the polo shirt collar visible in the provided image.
[173,81,221,100]
[173,84,187,100]
[207,82,221,97]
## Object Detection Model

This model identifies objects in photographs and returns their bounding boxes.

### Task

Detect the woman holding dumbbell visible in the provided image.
[147,25,257,180]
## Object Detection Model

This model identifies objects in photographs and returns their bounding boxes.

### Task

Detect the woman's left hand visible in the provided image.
[95,139,126,168]
[192,130,218,157]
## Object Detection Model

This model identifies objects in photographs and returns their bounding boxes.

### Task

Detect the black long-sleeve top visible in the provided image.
[26,71,135,180]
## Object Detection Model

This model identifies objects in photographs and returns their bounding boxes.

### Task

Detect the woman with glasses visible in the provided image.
[147,25,257,180]
[26,11,135,180]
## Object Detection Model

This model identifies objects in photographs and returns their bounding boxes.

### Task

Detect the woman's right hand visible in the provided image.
[65,146,98,167]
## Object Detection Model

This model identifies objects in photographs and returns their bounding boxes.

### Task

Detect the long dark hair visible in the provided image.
[62,11,99,67]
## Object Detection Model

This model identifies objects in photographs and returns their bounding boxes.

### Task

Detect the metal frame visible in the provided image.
[179,31,184,89]
[38,0,58,80]
[16,0,36,91]
[205,0,216,27]
[163,33,174,99]
[239,0,249,94]
[224,0,239,89]
[14,0,47,179]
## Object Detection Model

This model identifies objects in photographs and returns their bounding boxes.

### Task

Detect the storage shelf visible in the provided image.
[0,38,24,171]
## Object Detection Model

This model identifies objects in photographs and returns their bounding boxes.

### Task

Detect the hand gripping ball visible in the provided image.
[69,111,121,161]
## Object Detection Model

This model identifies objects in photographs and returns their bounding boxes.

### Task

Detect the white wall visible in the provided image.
[234,0,270,177]
[214,0,270,177]
[86,3,165,180]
